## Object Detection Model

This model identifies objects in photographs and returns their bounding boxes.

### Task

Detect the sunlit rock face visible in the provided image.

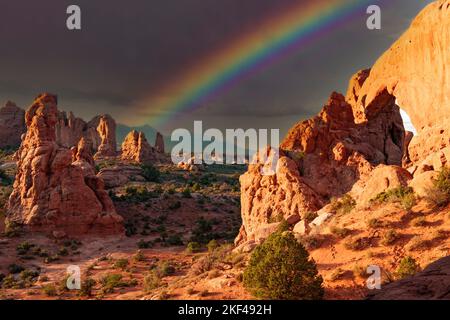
[236,1,450,246]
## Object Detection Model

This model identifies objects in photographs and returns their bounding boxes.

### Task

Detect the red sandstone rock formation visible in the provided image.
[121,130,156,164]
[56,111,86,148]
[354,0,450,131]
[0,101,26,148]
[155,132,165,153]
[236,1,450,246]
[6,94,123,236]
[94,115,117,158]
[55,112,118,157]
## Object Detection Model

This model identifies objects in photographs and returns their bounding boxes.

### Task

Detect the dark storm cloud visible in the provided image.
[0,0,434,134]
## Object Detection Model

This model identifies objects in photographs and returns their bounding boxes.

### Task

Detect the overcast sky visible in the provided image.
[0,0,433,137]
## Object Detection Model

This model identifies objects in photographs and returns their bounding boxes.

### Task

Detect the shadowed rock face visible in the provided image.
[56,112,118,158]
[236,1,450,246]
[6,93,124,236]
[0,101,26,148]
[367,255,450,300]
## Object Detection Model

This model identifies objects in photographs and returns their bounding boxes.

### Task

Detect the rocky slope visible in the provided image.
[5,94,124,236]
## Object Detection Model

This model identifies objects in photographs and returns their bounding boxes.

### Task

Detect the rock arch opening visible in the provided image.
[400,108,418,136]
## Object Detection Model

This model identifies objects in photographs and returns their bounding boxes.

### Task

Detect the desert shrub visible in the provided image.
[191,244,234,275]
[166,234,183,246]
[243,231,323,300]
[207,239,219,252]
[268,213,284,223]
[2,269,40,289]
[42,284,57,296]
[344,237,371,251]
[371,186,416,210]
[1,275,18,289]
[208,269,220,279]
[302,211,318,224]
[181,187,192,198]
[329,268,346,281]
[133,250,145,262]
[426,167,450,207]
[141,164,160,182]
[190,217,218,244]
[395,256,421,279]
[137,239,154,249]
[119,187,159,204]
[4,220,20,237]
[186,242,202,253]
[435,166,450,194]
[100,274,132,293]
[168,200,181,210]
[0,169,12,186]
[143,271,163,292]
[353,265,367,278]
[154,261,176,277]
[410,216,426,227]
[16,241,35,255]
[406,236,430,251]
[330,226,351,238]
[79,278,96,297]
[366,218,387,229]
[124,221,138,237]
[113,258,129,270]
[298,234,324,250]
[58,247,69,256]
[381,229,400,246]
[330,194,356,215]
[186,287,195,295]
[8,264,25,274]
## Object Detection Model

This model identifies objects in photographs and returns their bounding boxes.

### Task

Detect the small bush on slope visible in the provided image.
[426,166,450,208]
[395,256,421,280]
[330,194,356,215]
[243,230,323,300]
[371,186,416,211]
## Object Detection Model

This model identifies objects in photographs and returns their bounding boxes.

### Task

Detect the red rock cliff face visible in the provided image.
[354,0,450,131]
[0,101,26,148]
[6,94,124,236]
[236,1,450,246]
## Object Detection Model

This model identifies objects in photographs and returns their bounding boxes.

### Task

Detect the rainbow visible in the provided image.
[142,0,381,126]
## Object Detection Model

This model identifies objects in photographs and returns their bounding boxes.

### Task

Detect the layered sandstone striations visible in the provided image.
[0,101,26,148]
[236,1,450,246]
[6,94,124,236]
